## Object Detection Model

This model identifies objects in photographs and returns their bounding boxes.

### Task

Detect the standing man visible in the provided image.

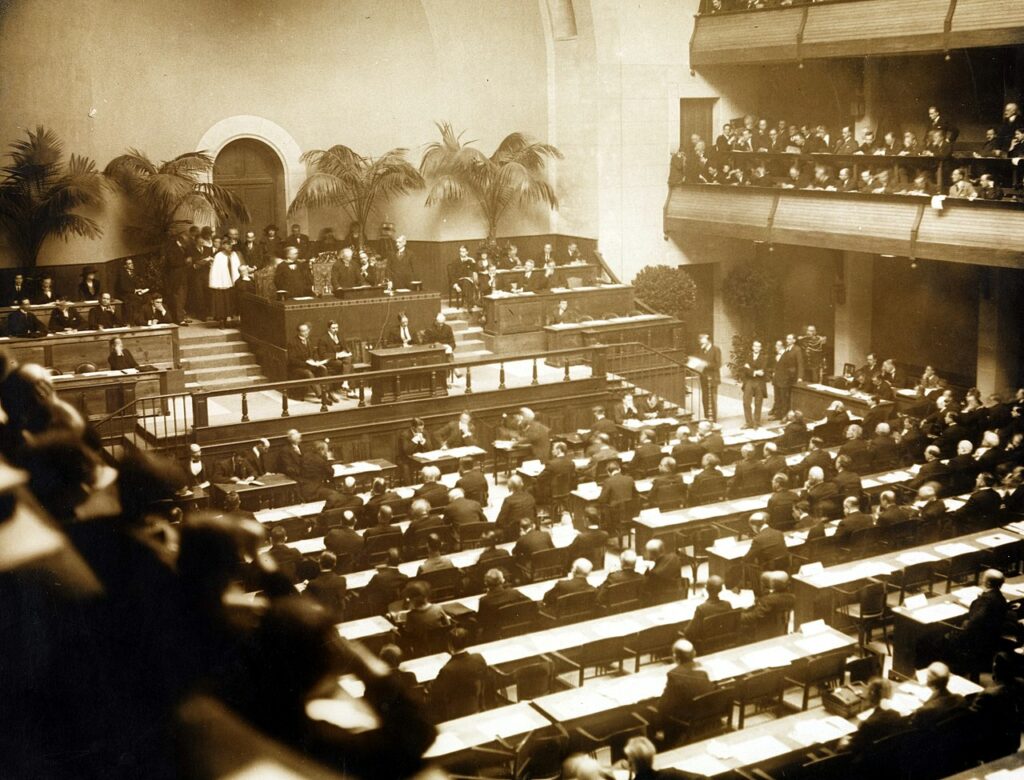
[283,223,311,259]
[798,325,827,383]
[114,258,148,325]
[696,333,722,422]
[163,230,190,325]
[741,339,768,429]
[237,230,260,267]
[258,224,281,268]
[389,235,415,290]
[771,334,803,419]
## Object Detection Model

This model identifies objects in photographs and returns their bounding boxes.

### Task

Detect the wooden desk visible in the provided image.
[426,702,552,763]
[337,615,396,643]
[529,626,854,726]
[482,284,634,336]
[0,299,124,333]
[493,262,598,290]
[3,324,179,374]
[368,344,448,404]
[791,382,895,421]
[330,458,398,488]
[210,473,298,510]
[492,439,534,480]
[544,314,681,353]
[792,527,1024,625]
[411,445,488,474]
[890,574,1024,676]
[54,366,185,420]
[391,590,755,687]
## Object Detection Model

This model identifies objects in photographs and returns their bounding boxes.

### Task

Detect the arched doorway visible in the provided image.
[213,139,285,233]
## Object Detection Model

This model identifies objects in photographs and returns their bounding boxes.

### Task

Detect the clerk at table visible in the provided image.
[107,337,140,370]
[88,292,124,330]
[49,296,83,332]
[436,410,478,448]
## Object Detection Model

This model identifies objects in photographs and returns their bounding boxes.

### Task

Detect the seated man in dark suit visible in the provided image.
[801,466,841,519]
[657,639,715,744]
[596,548,643,608]
[838,678,903,755]
[49,296,83,331]
[542,557,595,607]
[267,525,302,583]
[475,530,514,574]
[87,292,124,330]
[643,538,683,604]
[455,456,489,505]
[631,428,664,474]
[141,292,173,325]
[298,440,344,507]
[404,498,446,542]
[443,487,486,530]
[832,454,863,498]
[6,298,48,337]
[684,575,733,647]
[766,474,799,530]
[563,513,609,572]
[398,417,432,484]
[436,410,479,449]
[401,580,452,654]
[838,424,868,462]
[495,475,536,540]
[212,449,257,484]
[914,483,947,523]
[413,465,449,509]
[276,429,304,480]
[690,453,725,496]
[365,549,409,615]
[287,323,330,403]
[740,571,796,640]
[868,421,899,463]
[760,441,789,483]
[910,445,951,492]
[670,425,705,470]
[647,456,686,508]
[834,495,875,545]
[743,512,787,570]
[305,552,348,621]
[535,441,576,506]
[911,662,964,729]
[946,440,980,492]
[427,628,489,723]
[512,517,554,566]
[324,510,364,567]
[588,405,619,441]
[945,569,1008,676]
[875,490,913,528]
[952,472,1002,528]
[597,461,637,523]
[476,568,530,640]
[798,437,834,481]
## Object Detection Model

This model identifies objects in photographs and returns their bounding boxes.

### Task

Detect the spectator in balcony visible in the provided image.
[668,148,687,186]
[857,169,875,193]
[903,171,936,197]
[730,167,750,186]
[948,167,977,199]
[974,127,1001,158]
[857,129,880,155]
[686,140,709,181]
[700,163,721,184]
[803,125,827,153]
[780,163,806,189]
[1008,128,1024,159]
[836,167,856,192]
[880,131,900,156]
[899,131,920,156]
[921,128,952,158]
[733,127,754,153]
[927,105,958,143]
[977,174,1002,201]
[833,126,858,155]
[785,132,806,154]
[754,118,771,152]
[807,163,835,190]
[996,102,1021,151]
[871,169,894,194]
[714,123,734,154]
[751,160,771,187]
[768,127,786,153]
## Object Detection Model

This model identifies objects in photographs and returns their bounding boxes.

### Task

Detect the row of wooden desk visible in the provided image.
[0,298,125,333]
[792,525,1024,625]
[544,313,683,352]
[6,323,179,374]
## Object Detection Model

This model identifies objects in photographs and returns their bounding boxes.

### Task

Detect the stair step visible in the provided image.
[187,363,264,378]
[182,353,258,369]
[454,350,494,362]
[186,375,269,391]
[180,339,250,357]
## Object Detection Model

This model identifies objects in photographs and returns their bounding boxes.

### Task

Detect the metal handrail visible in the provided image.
[609,341,697,375]
[92,390,192,431]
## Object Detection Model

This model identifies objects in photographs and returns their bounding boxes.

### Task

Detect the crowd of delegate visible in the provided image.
[668,103,1024,200]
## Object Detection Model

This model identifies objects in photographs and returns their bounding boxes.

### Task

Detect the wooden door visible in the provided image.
[213,139,285,232]
[679,98,717,149]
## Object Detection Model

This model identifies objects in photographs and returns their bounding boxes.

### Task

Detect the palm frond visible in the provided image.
[160,151,214,180]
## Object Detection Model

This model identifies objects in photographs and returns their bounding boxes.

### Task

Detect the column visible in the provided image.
[976,268,1024,396]
[833,252,873,374]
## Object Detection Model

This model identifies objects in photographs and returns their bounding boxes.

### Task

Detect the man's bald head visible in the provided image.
[645,539,664,558]
[981,569,1005,591]
[706,575,723,598]
[672,639,697,664]
[925,662,950,692]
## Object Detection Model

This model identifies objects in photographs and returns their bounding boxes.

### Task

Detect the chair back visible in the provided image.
[679,687,733,738]
[737,667,785,702]
[514,660,555,700]
[699,608,742,653]
[552,588,599,624]
[859,579,887,619]
[418,566,462,602]
[529,547,568,582]
[688,476,728,506]
[550,470,574,500]
[457,521,492,550]
[361,527,403,560]
[602,578,643,613]
[75,362,98,374]
[495,599,539,639]
[897,561,932,601]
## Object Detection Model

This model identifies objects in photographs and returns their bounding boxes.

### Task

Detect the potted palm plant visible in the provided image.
[104,149,249,248]
[420,122,563,241]
[0,126,106,267]
[288,145,424,247]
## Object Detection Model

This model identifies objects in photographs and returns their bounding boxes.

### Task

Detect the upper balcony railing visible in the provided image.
[691,0,1024,67]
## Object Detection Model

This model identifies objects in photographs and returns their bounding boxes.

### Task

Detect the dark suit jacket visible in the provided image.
[413,481,449,509]
[596,568,643,606]
[767,490,799,530]
[741,351,769,392]
[513,528,554,559]
[298,452,334,500]
[456,469,489,504]
[245,447,270,477]
[742,591,796,639]
[212,456,256,483]
[684,598,733,643]
[444,497,485,527]
[6,310,47,337]
[671,440,705,468]
[698,344,722,383]
[834,512,874,544]
[306,573,348,620]
[599,473,637,505]
[659,664,714,718]
[910,460,951,490]
[961,589,1008,647]
[477,586,531,639]
[49,306,82,331]
[496,492,536,532]
[88,305,123,329]
[277,446,303,479]
[801,449,835,479]
[436,420,478,448]
[774,347,802,388]
[423,323,455,350]
[645,553,683,603]
[632,442,665,473]
[911,690,964,729]
[745,527,787,565]
[430,652,489,722]
[399,430,432,463]
[287,338,319,375]
[324,527,364,562]
[543,575,594,607]
[954,489,1002,523]
[181,458,211,488]
[274,263,312,297]
[365,567,409,613]
[518,420,551,461]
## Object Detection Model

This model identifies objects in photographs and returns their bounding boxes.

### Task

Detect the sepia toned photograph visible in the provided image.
[0,0,1022,778]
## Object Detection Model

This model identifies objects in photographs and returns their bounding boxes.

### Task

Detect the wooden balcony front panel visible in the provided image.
[663,187,773,241]
[916,204,1024,269]
[770,194,918,256]
[690,8,803,66]
[800,0,947,59]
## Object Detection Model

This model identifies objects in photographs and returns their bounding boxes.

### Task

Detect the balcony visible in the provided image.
[690,0,1024,67]
[664,183,1024,268]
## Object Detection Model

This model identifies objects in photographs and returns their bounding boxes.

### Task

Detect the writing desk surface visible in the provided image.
[425,702,551,759]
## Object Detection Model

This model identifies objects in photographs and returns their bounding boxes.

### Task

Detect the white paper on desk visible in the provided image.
[896,551,940,566]
[492,439,514,449]
[903,593,928,610]
[519,459,543,476]
[935,542,979,557]
[254,508,292,523]
[682,754,730,776]
[295,501,327,517]
[731,735,791,764]
[722,589,755,609]
[799,562,824,576]
[732,498,764,512]
[790,716,853,747]
[799,619,827,636]
[987,769,1024,780]
[743,646,798,669]
[795,631,849,655]
[852,561,896,579]
[425,731,467,758]
[639,508,660,522]
[491,709,542,736]
[977,533,1016,548]
[701,657,745,681]
[1005,521,1024,536]
[913,602,967,624]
